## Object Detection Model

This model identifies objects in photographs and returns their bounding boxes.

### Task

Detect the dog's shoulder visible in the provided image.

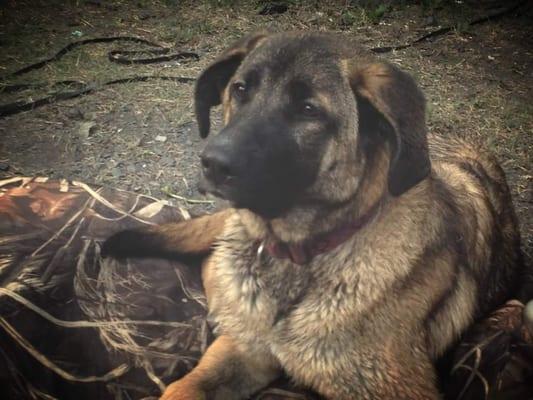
[428,134,512,221]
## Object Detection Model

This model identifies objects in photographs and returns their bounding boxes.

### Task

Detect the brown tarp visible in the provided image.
[0,177,531,400]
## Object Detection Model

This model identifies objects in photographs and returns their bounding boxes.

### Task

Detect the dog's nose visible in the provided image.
[200,146,235,185]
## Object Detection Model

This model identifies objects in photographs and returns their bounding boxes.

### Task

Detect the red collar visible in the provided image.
[255,201,381,265]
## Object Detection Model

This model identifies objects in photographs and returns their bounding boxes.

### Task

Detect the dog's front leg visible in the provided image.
[161,335,280,400]
[101,209,233,260]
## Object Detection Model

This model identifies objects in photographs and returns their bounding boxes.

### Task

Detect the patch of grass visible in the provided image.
[0,0,531,256]
[421,0,446,12]
[365,4,390,24]
[340,9,364,27]
[175,19,216,43]
[339,3,391,28]
[205,0,243,8]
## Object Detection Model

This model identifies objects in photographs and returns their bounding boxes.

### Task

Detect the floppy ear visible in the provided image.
[194,32,268,138]
[347,60,431,196]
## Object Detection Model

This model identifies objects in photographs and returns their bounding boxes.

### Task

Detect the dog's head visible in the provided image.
[195,32,430,219]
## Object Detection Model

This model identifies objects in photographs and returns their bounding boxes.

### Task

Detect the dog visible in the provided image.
[102,32,527,399]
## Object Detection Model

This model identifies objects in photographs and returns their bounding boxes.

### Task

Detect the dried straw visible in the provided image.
[0,287,190,329]
[0,316,130,382]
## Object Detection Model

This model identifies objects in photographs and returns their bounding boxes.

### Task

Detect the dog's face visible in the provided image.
[195,32,430,219]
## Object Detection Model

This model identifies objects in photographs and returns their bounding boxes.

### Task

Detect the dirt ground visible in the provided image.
[0,0,531,262]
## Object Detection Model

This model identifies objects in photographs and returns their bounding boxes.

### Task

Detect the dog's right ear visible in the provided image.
[346,59,431,196]
[195,33,268,138]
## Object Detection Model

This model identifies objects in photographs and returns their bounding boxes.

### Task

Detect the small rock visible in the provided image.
[155,135,167,142]
[258,2,288,15]
[424,15,438,27]
[0,162,9,171]
[66,107,85,120]
[161,156,176,167]
[525,300,533,335]
[139,10,156,20]
[77,121,96,140]
[105,3,119,11]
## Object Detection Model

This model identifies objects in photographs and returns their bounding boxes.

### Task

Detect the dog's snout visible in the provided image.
[201,146,235,185]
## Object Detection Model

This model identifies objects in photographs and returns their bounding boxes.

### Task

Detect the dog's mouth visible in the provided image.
[197,130,318,219]
[198,174,292,219]
[198,175,249,210]
[198,175,229,199]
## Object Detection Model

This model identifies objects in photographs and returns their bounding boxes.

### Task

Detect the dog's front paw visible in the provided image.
[101,230,147,259]
[160,379,206,400]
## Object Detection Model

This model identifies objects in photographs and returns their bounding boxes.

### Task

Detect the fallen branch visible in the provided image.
[370,0,527,53]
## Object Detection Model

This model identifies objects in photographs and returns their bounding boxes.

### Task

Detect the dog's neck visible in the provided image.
[261,199,382,264]
[238,193,383,247]
[238,148,389,249]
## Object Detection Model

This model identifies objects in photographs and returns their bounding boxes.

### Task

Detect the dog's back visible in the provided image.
[425,135,526,355]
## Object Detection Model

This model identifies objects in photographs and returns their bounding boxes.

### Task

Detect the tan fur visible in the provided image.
[161,335,278,400]
[222,86,232,125]
[159,135,516,399]
[165,36,521,399]
[145,209,232,255]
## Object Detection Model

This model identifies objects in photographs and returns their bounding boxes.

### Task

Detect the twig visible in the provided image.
[0,176,31,188]
[31,195,94,257]
[142,360,166,394]
[163,190,214,205]
[88,193,143,222]
[71,181,157,225]
[455,363,490,400]
[457,347,487,400]
[451,331,503,374]
[0,287,191,329]
[256,388,310,399]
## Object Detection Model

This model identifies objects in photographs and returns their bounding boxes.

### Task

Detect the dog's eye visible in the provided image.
[231,81,248,102]
[300,101,320,119]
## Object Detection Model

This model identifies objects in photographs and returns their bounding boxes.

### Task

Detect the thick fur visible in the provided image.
[103,32,526,400]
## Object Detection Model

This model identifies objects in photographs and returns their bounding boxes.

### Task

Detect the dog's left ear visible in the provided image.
[347,60,431,196]
[195,32,268,138]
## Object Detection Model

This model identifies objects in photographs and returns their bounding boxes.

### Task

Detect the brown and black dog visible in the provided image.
[102,32,528,399]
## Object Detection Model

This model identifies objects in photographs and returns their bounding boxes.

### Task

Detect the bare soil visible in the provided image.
[0,0,531,260]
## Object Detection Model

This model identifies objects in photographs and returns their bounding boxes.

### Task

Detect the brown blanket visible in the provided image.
[0,177,531,399]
